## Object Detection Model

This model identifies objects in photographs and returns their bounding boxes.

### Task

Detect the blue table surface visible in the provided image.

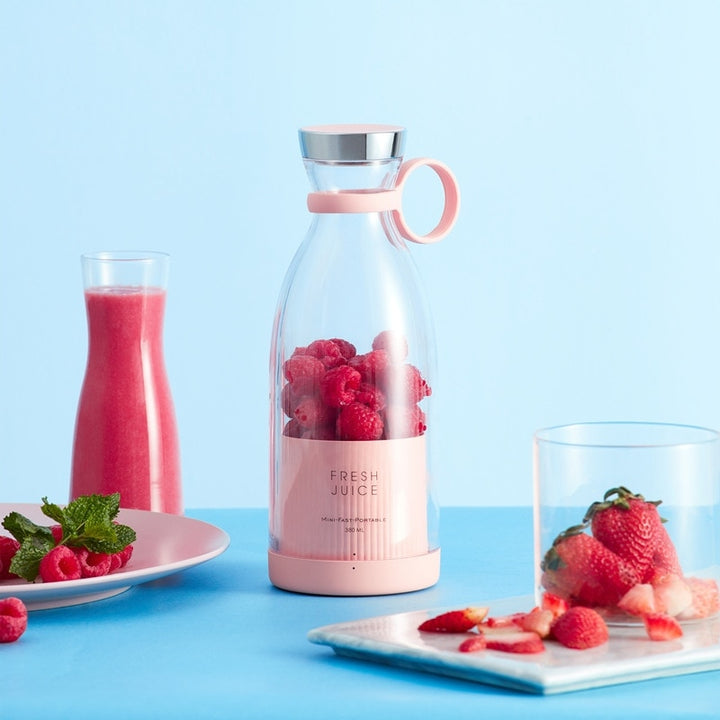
[3,507,719,719]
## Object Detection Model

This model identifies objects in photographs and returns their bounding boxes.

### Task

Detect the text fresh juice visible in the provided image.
[70,287,182,514]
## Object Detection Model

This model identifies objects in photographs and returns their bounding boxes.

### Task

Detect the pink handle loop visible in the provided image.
[391,158,460,244]
[306,157,460,244]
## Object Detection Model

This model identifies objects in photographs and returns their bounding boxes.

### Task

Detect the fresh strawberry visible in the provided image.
[542,529,639,607]
[650,519,683,576]
[653,573,693,617]
[485,631,545,654]
[418,607,489,633]
[458,635,487,653]
[519,607,554,638]
[551,606,609,649]
[643,613,683,641]
[584,486,659,581]
[617,583,657,617]
[541,591,569,619]
[677,577,720,620]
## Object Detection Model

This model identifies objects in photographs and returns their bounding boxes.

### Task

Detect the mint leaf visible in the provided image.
[8,533,55,582]
[56,493,121,534]
[39,498,66,526]
[2,511,55,546]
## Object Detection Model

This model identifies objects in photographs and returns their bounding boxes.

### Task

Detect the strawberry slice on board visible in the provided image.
[457,635,487,653]
[643,613,683,641]
[485,631,546,654]
[417,607,489,633]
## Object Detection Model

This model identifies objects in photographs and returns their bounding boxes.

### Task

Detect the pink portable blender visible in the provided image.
[269,125,459,595]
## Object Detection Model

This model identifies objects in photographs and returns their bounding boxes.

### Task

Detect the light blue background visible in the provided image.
[1,1,719,509]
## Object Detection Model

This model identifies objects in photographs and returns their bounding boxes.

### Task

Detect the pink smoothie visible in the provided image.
[70,287,182,514]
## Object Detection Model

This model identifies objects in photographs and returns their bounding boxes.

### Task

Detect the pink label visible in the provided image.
[275,436,428,561]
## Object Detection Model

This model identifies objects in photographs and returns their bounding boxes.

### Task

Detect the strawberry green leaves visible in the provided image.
[2,494,136,582]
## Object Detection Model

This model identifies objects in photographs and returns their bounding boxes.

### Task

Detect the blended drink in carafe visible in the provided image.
[70,252,182,514]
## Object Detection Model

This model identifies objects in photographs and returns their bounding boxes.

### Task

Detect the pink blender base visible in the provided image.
[268,548,440,596]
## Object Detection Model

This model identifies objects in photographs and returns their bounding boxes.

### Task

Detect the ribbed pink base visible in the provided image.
[268,548,440,596]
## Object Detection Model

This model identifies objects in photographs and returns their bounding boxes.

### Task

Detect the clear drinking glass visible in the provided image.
[533,422,720,623]
[70,251,182,514]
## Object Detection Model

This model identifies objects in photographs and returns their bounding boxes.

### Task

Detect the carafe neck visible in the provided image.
[304,158,402,193]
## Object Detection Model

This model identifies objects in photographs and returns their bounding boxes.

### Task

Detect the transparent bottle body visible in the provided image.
[269,158,439,575]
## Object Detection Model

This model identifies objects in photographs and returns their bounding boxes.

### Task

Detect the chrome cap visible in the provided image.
[299,124,406,161]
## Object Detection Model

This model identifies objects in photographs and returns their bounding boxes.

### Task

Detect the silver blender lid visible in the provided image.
[299,124,406,161]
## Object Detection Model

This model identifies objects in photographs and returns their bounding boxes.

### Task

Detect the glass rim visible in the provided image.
[82,250,170,263]
[533,421,720,449]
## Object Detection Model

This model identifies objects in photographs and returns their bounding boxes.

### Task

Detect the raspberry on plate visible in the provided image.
[38,545,82,583]
[0,535,20,580]
[74,548,112,578]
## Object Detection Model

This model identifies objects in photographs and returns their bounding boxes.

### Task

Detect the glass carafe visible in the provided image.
[70,251,182,514]
[269,124,459,595]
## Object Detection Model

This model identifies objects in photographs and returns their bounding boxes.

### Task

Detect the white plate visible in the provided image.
[0,504,230,610]
[308,595,720,694]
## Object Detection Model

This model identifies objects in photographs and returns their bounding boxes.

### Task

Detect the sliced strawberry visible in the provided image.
[643,612,683,641]
[551,606,609,649]
[540,591,569,619]
[653,574,693,617]
[458,635,487,653]
[519,607,554,638]
[418,606,489,633]
[485,631,545,654]
[617,583,656,617]
[677,577,720,620]
[483,612,526,629]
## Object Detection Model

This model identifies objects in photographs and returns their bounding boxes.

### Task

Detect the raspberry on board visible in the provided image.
[38,545,82,583]
[0,597,28,643]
